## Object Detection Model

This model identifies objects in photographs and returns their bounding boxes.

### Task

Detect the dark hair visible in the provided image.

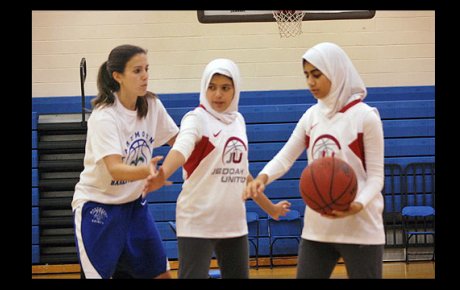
[93,44,153,118]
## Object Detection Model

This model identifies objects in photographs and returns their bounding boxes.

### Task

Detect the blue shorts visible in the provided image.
[73,197,169,278]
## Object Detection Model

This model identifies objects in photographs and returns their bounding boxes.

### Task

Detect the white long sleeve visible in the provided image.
[354,109,384,207]
[260,113,309,184]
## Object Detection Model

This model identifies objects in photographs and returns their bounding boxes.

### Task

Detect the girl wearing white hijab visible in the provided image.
[143,58,290,278]
[245,43,385,278]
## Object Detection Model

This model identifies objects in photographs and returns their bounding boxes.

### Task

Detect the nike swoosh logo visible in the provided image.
[213,130,222,137]
[141,199,147,206]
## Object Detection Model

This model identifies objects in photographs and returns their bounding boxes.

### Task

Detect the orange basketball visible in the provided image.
[299,156,357,214]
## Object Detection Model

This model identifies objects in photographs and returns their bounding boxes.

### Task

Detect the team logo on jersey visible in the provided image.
[111,131,154,186]
[126,139,151,166]
[311,134,341,160]
[222,137,247,164]
[213,130,222,137]
[124,131,154,166]
[90,206,108,225]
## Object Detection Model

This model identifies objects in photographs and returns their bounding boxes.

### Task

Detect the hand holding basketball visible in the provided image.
[327,201,363,218]
[299,156,357,215]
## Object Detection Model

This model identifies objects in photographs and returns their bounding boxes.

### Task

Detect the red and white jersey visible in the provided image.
[261,100,385,244]
[173,106,249,238]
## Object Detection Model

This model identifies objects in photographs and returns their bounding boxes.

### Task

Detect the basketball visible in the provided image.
[299,156,357,214]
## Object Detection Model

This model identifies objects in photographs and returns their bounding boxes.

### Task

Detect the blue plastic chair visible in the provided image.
[401,206,435,263]
[246,212,260,269]
[401,163,435,263]
[267,209,302,268]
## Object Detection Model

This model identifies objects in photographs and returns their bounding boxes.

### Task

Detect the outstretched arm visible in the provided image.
[245,113,307,200]
[143,112,202,197]
[142,150,186,197]
[103,154,150,181]
[244,175,291,220]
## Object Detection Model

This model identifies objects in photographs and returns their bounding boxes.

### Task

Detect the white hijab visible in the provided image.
[199,58,241,124]
[302,42,367,119]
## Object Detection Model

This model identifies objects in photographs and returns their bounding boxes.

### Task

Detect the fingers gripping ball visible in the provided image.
[299,156,357,214]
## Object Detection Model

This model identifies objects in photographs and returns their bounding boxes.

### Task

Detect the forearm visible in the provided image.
[247,174,275,215]
[108,163,150,181]
[252,192,277,217]
[161,149,186,178]
[245,174,291,219]
[260,133,305,185]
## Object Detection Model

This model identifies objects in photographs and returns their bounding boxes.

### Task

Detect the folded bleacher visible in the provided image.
[31,86,435,265]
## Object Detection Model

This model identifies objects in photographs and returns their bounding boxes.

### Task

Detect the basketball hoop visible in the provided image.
[272,10,306,38]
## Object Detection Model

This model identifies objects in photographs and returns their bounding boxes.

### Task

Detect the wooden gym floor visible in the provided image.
[32,257,435,279]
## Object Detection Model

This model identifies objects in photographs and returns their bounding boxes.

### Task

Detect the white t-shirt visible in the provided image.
[261,100,385,244]
[172,106,249,238]
[72,95,179,209]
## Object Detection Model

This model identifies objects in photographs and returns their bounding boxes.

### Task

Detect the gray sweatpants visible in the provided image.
[296,238,384,279]
[177,235,249,279]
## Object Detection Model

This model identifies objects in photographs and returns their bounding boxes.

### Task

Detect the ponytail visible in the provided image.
[92,61,118,108]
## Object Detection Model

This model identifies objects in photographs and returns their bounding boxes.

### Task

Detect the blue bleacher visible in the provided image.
[32,169,39,187]
[32,188,39,207]
[144,86,435,260]
[31,86,434,263]
[32,150,38,168]
[32,112,40,264]
[32,207,39,226]
[31,86,434,114]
